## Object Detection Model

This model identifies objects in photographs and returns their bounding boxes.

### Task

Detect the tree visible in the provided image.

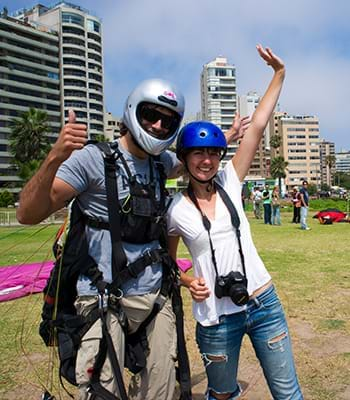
[307,183,317,196]
[270,156,288,195]
[269,134,282,150]
[92,133,108,142]
[9,108,51,184]
[9,108,50,163]
[325,154,336,186]
[0,190,14,207]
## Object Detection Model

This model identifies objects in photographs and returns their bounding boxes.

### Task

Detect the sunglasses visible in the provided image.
[139,105,178,130]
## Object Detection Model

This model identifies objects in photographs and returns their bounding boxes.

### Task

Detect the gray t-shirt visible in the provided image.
[56,141,179,296]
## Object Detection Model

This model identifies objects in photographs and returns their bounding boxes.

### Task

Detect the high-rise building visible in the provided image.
[274,114,321,189]
[14,2,105,136]
[335,150,350,173]
[238,91,269,178]
[0,11,60,190]
[200,56,237,165]
[319,139,335,187]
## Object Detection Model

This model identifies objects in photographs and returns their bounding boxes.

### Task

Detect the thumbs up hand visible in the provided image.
[52,109,88,162]
[68,109,76,124]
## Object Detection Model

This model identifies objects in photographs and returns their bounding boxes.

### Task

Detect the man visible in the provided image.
[251,186,263,219]
[17,79,186,400]
[262,183,272,224]
[17,78,248,400]
[300,180,311,230]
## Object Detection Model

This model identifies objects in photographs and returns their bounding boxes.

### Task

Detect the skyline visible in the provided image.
[5,0,350,152]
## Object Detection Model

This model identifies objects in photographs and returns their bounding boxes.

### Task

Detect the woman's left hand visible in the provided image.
[256,44,285,73]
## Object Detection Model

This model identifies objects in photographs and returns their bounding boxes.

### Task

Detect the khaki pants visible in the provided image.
[75,292,177,400]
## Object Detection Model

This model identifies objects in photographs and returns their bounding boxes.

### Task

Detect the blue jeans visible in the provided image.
[196,285,303,400]
[300,206,309,229]
[263,203,272,224]
[272,205,281,225]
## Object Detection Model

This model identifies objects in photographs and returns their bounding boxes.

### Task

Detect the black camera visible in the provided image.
[215,271,249,306]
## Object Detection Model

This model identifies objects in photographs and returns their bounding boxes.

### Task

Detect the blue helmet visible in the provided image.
[176,121,227,160]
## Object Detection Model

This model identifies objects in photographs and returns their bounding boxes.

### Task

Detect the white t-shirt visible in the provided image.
[167,162,271,326]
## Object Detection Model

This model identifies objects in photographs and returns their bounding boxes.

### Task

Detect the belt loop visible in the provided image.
[253,297,260,308]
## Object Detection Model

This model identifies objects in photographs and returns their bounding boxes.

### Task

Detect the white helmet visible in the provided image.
[123,78,185,155]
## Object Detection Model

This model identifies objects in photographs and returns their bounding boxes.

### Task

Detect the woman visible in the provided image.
[272,186,281,225]
[167,45,303,400]
[291,186,301,223]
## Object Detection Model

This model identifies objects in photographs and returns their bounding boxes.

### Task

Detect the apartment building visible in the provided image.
[335,150,350,173]
[0,12,60,190]
[200,56,237,165]
[238,91,269,178]
[320,139,335,187]
[274,114,321,189]
[104,111,120,141]
[14,2,105,137]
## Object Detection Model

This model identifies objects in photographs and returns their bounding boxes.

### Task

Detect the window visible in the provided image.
[62,12,84,26]
[87,19,101,33]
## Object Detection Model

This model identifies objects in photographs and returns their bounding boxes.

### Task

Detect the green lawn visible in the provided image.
[0,213,349,399]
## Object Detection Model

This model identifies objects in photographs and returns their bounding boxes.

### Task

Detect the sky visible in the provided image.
[5,0,350,151]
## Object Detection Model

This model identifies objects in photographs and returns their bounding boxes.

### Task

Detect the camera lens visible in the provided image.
[229,285,249,306]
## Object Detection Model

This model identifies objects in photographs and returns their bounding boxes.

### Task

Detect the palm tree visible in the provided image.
[270,156,288,195]
[325,154,336,186]
[269,134,282,150]
[9,108,50,164]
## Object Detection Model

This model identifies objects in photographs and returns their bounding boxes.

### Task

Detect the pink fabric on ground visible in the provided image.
[0,258,192,302]
[0,261,54,302]
[177,258,192,273]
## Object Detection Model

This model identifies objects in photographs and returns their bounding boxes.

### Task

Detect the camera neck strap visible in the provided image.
[187,181,247,279]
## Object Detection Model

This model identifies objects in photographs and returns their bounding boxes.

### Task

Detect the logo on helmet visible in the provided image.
[163,91,177,100]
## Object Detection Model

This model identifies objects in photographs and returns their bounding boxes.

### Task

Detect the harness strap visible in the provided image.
[118,248,165,281]
[89,305,127,400]
[95,142,128,288]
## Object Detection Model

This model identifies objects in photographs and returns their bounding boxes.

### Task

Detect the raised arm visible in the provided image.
[233,45,285,181]
[16,110,87,225]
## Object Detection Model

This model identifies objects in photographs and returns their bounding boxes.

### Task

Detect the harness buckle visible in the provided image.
[145,249,162,264]
[98,289,109,313]
[154,215,163,224]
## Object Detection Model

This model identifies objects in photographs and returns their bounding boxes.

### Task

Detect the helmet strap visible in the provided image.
[188,171,215,191]
[184,161,216,189]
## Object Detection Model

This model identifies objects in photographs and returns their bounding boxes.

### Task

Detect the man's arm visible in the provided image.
[16,110,87,225]
[300,191,307,207]
[233,45,285,181]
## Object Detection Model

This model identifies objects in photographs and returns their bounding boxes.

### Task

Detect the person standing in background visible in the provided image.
[291,186,301,223]
[262,183,272,225]
[251,186,263,219]
[300,180,310,230]
[271,186,281,225]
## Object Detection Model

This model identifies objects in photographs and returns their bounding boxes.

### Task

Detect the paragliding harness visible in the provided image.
[39,141,192,400]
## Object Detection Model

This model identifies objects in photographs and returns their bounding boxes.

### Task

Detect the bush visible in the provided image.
[0,190,15,207]
[309,198,347,212]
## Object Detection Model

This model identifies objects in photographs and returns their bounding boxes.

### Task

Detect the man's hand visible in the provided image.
[225,113,251,144]
[189,277,211,303]
[51,109,87,162]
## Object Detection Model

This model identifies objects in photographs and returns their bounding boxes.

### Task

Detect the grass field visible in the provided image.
[0,212,349,399]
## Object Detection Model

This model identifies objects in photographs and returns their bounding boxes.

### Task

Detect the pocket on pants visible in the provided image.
[75,319,103,385]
